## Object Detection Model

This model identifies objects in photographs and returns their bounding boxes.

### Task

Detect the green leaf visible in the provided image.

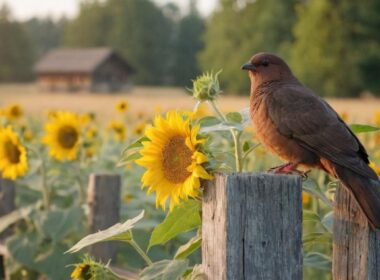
[302,179,333,208]
[117,151,142,166]
[226,112,243,124]
[40,207,84,242]
[242,141,250,152]
[148,200,201,249]
[0,205,34,234]
[182,265,204,280]
[67,211,144,253]
[303,232,331,245]
[140,259,188,280]
[174,233,201,259]
[240,107,250,125]
[119,136,149,166]
[198,116,221,127]
[303,210,321,223]
[321,211,333,233]
[304,252,332,271]
[350,124,380,134]
[199,122,243,133]
[124,136,150,152]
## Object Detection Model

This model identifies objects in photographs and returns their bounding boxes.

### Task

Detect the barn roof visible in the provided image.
[34,48,132,74]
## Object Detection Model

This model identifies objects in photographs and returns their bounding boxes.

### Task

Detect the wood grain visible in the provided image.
[333,184,380,280]
[202,173,302,280]
[87,174,121,263]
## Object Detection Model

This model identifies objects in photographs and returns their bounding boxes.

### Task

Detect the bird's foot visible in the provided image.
[268,163,310,179]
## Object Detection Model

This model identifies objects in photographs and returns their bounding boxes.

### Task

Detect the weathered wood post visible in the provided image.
[202,173,303,280]
[333,185,380,279]
[0,178,15,280]
[87,174,121,263]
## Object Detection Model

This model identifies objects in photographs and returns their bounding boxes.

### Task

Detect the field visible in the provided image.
[0,82,379,280]
[1,83,380,123]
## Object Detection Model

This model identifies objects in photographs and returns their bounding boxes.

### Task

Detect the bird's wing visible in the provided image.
[266,85,376,179]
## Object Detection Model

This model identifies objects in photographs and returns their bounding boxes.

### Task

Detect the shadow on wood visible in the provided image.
[202,173,302,280]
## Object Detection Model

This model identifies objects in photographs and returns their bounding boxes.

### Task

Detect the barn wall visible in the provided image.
[92,55,132,92]
[37,73,92,92]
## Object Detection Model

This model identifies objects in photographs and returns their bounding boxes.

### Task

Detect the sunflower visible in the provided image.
[107,120,126,141]
[85,126,98,140]
[43,111,82,161]
[1,104,23,120]
[115,100,129,113]
[0,126,28,180]
[136,111,213,210]
[133,123,146,136]
[302,192,311,205]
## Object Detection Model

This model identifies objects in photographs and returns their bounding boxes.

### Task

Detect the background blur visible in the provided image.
[0,0,379,97]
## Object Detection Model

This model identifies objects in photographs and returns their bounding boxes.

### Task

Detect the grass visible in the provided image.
[0,83,379,123]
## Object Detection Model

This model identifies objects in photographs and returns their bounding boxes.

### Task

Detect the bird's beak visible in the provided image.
[241,62,257,72]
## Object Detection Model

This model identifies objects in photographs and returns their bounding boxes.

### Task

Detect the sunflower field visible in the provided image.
[0,74,379,280]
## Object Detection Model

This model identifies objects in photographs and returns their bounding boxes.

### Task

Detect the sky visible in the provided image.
[0,0,218,20]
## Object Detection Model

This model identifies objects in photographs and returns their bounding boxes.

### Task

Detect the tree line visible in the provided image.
[0,0,379,96]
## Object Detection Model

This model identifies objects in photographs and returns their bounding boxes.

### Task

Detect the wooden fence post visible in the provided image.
[87,174,121,263]
[0,178,15,280]
[202,173,303,280]
[333,185,380,279]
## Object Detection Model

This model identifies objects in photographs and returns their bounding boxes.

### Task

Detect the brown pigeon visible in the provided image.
[242,52,380,228]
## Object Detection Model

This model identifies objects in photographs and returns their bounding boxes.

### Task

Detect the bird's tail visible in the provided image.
[334,165,380,229]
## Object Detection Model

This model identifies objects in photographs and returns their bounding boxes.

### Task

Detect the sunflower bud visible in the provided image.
[191,71,222,101]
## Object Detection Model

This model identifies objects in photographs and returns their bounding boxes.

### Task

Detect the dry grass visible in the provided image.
[0,83,379,123]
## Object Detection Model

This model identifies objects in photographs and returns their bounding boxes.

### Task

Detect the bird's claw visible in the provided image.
[267,163,310,180]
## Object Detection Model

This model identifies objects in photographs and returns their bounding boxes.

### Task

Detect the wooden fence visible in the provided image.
[1,172,379,280]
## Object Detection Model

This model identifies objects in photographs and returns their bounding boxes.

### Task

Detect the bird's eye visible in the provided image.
[262,59,270,67]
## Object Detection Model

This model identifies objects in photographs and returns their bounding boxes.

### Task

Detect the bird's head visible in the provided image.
[241,53,294,89]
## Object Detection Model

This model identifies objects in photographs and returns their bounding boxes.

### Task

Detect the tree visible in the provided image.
[24,17,67,59]
[172,0,205,87]
[290,0,380,97]
[64,0,110,47]
[64,0,175,85]
[0,5,34,81]
[200,0,297,94]
[105,0,174,84]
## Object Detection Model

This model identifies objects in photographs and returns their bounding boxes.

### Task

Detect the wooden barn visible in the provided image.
[34,48,133,92]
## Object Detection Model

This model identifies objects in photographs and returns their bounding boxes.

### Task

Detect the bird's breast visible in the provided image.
[250,94,318,165]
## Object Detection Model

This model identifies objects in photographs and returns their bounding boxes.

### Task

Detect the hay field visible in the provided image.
[0,83,379,123]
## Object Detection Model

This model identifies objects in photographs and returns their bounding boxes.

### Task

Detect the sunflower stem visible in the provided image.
[209,100,243,172]
[127,235,153,266]
[40,159,50,210]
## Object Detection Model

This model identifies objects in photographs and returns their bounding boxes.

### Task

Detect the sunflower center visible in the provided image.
[58,125,79,149]
[4,140,21,164]
[10,107,21,117]
[162,136,193,183]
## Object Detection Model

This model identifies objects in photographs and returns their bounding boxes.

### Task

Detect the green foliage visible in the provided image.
[290,0,380,97]
[0,5,34,81]
[139,259,189,280]
[199,0,297,94]
[350,124,380,133]
[172,3,205,87]
[149,200,201,249]
[174,232,201,260]
[64,0,184,85]
[67,211,144,253]
[24,17,67,58]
